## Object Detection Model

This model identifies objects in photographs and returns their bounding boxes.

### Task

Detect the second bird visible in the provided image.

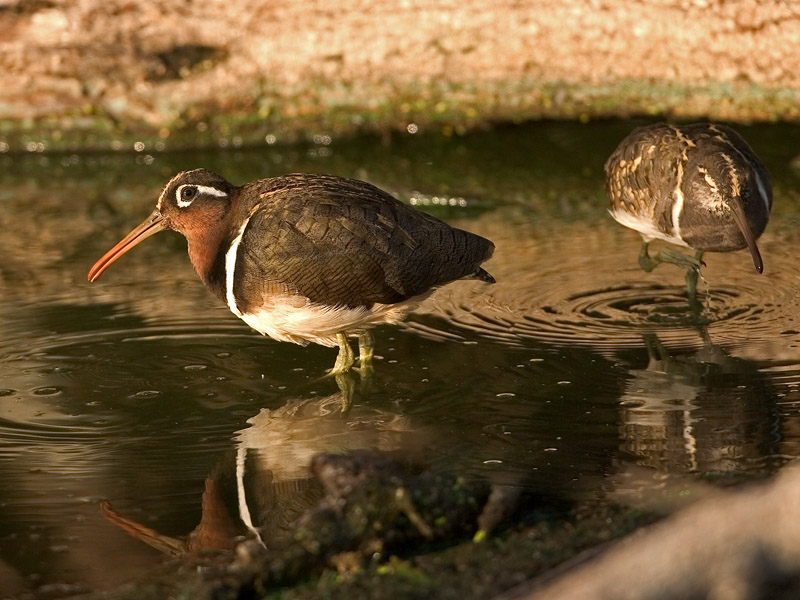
[605,122,772,300]
[88,170,495,374]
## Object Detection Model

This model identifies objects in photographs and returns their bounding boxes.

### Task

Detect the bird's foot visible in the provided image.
[638,242,704,273]
[658,247,705,272]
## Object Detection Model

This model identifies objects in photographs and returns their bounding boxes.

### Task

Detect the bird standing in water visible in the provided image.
[88,170,495,374]
[605,122,771,301]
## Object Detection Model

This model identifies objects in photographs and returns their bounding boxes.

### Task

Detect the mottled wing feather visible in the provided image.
[234,175,493,309]
[605,124,685,236]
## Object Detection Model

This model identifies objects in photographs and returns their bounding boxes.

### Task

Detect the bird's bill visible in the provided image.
[730,198,763,274]
[87,210,167,281]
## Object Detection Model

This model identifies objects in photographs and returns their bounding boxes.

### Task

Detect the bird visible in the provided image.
[88,169,495,374]
[604,122,772,300]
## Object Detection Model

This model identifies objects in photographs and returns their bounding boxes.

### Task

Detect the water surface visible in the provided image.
[2,120,800,595]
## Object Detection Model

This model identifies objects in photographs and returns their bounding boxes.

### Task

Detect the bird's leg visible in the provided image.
[684,251,704,304]
[638,241,659,272]
[638,242,704,273]
[330,332,355,375]
[357,331,374,368]
[657,247,705,272]
[357,331,375,390]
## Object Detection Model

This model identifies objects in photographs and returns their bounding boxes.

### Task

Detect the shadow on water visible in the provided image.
[1,120,800,594]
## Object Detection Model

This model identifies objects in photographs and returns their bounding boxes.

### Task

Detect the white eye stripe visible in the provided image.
[175,184,229,207]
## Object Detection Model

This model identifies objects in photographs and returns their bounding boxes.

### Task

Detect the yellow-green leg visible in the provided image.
[330,332,355,375]
[357,331,376,389]
[638,241,704,273]
[684,251,704,303]
[638,242,704,302]
[358,331,374,368]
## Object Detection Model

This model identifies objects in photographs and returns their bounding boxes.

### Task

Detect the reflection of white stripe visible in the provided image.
[225,215,253,316]
[176,184,228,208]
[236,446,267,548]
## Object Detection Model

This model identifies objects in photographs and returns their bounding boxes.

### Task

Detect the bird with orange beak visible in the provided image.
[89,170,495,374]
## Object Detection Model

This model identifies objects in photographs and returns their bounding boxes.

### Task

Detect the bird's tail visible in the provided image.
[468,267,496,284]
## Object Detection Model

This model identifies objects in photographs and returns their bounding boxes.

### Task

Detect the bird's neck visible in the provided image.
[186,228,228,298]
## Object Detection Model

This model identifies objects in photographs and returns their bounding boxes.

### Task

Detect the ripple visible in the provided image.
[408,227,800,356]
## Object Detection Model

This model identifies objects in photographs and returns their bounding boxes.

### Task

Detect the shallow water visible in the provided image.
[2,120,800,595]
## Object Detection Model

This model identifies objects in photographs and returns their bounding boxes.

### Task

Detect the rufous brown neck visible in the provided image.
[184,218,232,288]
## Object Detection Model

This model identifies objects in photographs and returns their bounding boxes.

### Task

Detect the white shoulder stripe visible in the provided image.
[225,215,253,317]
[670,161,685,241]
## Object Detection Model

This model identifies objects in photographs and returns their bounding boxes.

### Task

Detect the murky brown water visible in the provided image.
[2,120,800,596]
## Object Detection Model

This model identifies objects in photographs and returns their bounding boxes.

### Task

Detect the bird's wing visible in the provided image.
[233,175,492,309]
[605,124,684,221]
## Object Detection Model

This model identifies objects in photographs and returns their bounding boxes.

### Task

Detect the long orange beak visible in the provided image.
[88,210,168,281]
[729,198,763,274]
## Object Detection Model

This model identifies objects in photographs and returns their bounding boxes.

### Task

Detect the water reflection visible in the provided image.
[619,329,781,475]
[1,120,800,594]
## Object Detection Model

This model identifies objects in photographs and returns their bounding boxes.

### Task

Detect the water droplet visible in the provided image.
[183,364,207,371]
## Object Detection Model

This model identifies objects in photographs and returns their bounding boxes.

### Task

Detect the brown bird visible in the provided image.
[605,122,771,299]
[88,170,495,374]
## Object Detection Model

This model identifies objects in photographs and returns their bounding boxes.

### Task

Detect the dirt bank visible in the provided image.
[2,0,800,150]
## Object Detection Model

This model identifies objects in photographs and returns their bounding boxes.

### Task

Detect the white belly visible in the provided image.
[609,206,687,248]
[237,295,428,347]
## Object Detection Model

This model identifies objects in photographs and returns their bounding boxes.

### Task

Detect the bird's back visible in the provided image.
[232,174,494,311]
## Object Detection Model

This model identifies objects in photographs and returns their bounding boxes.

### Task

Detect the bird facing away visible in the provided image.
[88,170,495,374]
[605,122,771,300]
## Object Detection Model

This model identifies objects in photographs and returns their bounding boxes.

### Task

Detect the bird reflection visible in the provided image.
[619,327,779,475]
[101,375,430,554]
[100,476,238,556]
[235,375,430,548]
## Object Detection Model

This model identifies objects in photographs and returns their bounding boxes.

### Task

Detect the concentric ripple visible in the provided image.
[407,226,800,356]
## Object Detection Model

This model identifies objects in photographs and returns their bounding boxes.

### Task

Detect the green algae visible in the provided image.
[2,78,799,154]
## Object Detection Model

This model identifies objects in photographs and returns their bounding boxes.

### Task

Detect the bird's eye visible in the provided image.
[181,187,197,200]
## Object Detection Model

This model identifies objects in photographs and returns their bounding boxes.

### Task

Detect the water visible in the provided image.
[1,120,800,595]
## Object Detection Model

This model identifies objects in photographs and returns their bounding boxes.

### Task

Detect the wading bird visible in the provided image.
[605,123,771,300]
[88,170,495,374]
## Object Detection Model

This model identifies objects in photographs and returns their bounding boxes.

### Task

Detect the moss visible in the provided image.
[1,78,800,153]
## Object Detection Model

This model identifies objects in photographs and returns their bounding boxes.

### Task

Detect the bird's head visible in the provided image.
[88,169,236,282]
[688,150,766,273]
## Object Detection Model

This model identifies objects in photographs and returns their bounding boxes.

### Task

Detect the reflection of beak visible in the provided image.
[730,198,763,274]
[87,210,168,281]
